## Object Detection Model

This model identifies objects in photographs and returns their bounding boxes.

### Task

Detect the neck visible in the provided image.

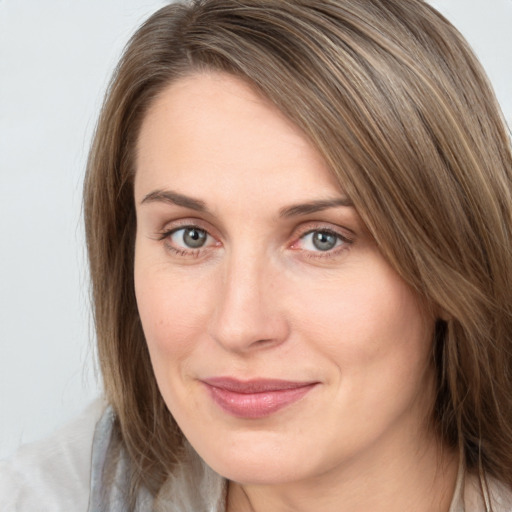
[227,434,459,512]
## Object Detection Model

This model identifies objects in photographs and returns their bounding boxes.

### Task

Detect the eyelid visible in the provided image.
[291,221,355,243]
[156,217,222,239]
[162,226,211,243]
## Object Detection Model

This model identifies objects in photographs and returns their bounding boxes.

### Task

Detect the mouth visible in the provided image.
[201,377,319,419]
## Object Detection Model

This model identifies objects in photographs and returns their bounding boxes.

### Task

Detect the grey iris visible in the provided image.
[183,228,207,248]
[312,231,338,251]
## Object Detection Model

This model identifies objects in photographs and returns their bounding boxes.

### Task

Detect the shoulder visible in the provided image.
[488,476,512,512]
[0,398,106,512]
[463,471,512,512]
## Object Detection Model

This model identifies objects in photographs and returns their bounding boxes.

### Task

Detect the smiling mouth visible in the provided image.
[201,377,319,419]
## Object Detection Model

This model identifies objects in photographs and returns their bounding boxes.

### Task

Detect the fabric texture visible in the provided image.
[0,399,105,512]
[2,399,512,511]
[86,407,225,512]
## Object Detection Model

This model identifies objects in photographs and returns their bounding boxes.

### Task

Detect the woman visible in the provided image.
[4,0,512,510]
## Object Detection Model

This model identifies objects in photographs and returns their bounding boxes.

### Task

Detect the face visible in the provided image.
[134,72,436,486]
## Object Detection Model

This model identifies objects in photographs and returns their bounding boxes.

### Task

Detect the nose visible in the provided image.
[207,250,290,353]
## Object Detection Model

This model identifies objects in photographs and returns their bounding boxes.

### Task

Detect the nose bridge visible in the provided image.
[208,243,286,352]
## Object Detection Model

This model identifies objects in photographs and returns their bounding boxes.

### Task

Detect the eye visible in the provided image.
[162,226,217,253]
[297,229,348,252]
[306,230,339,251]
[172,227,208,248]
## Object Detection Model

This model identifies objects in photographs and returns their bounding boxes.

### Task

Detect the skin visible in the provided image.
[133,72,458,512]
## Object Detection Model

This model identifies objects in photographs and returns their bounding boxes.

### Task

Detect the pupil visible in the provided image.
[183,228,206,248]
[312,231,337,251]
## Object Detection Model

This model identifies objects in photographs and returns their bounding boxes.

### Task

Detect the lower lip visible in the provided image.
[203,383,317,419]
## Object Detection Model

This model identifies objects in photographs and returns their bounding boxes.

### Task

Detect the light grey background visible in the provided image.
[1,0,511,459]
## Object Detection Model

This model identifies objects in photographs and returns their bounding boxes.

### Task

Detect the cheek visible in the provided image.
[287,268,435,451]
[289,261,433,383]
[134,263,217,418]
[134,256,214,368]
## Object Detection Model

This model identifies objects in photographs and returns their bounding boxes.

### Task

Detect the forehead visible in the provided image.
[134,72,343,203]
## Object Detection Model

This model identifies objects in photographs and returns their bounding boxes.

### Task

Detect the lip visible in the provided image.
[202,377,319,419]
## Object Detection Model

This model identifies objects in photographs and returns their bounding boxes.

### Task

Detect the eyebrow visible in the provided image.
[141,189,208,212]
[279,197,354,217]
[140,189,353,217]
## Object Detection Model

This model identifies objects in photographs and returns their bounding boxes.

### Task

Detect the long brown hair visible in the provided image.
[84,0,512,498]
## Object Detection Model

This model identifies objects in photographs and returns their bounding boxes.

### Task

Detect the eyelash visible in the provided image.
[156,223,354,259]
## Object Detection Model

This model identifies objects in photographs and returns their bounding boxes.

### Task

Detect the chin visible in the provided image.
[210,458,308,486]
[194,434,322,485]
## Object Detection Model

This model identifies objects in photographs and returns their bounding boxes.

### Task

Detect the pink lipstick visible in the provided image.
[202,377,318,419]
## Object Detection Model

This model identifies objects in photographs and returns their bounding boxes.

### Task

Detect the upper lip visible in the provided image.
[202,377,318,393]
